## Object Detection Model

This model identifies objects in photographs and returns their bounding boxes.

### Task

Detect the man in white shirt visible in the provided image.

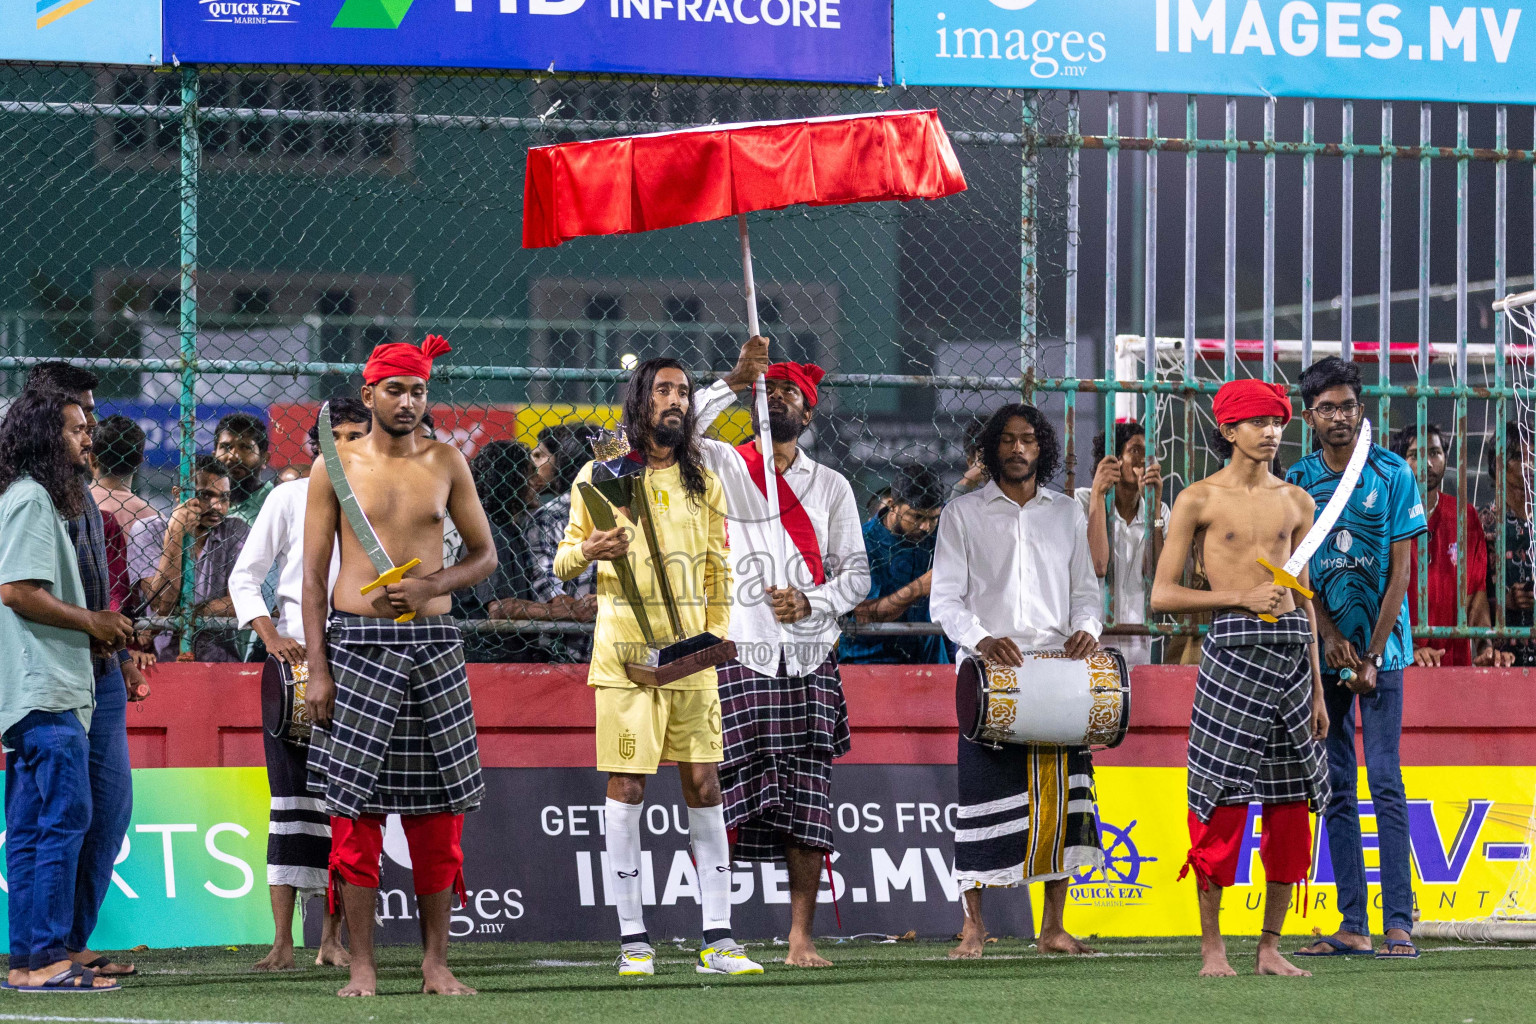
[228,400,366,972]
[693,338,870,968]
[930,403,1105,960]
[1075,422,1168,666]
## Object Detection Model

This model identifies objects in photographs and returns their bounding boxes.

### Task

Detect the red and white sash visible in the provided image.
[734,441,825,586]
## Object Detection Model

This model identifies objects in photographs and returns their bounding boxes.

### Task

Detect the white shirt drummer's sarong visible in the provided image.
[931,481,1106,887]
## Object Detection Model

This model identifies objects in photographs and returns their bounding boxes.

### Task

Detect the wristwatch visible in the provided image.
[1370,652,1384,668]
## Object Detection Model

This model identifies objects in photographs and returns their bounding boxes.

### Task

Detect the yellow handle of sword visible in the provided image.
[359,558,423,624]
[1255,557,1314,623]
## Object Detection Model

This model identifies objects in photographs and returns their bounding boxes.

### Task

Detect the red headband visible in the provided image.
[1212,378,1293,426]
[363,334,451,385]
[763,361,826,408]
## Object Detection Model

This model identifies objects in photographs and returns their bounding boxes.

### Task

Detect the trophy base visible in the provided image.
[625,638,738,687]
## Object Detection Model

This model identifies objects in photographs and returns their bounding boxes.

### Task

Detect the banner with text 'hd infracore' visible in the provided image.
[162,0,892,84]
[895,0,1532,103]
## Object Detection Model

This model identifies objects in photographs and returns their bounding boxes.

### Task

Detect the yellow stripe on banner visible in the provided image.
[1026,746,1068,879]
[36,0,98,28]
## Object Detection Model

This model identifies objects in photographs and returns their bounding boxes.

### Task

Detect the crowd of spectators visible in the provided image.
[66,373,1536,667]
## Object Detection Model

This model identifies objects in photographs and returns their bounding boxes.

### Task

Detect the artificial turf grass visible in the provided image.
[25,937,1536,1024]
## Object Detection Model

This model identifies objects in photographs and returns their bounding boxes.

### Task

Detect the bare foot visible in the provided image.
[948,921,987,960]
[1037,928,1098,955]
[253,945,297,972]
[337,962,377,997]
[1199,948,1238,977]
[785,937,832,967]
[422,961,476,995]
[7,968,27,987]
[70,949,135,976]
[315,941,352,968]
[1256,945,1312,977]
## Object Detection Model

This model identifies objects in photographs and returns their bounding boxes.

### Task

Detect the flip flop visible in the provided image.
[1294,935,1373,957]
[79,956,135,977]
[11,961,121,993]
[1376,939,1420,959]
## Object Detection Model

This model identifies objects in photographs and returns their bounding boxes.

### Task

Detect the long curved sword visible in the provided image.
[318,402,421,624]
[1257,416,1373,622]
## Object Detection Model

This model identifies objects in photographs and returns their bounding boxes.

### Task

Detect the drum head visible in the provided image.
[261,655,289,739]
[955,657,986,742]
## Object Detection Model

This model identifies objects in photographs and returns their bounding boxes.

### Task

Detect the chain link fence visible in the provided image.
[2,61,1065,661]
[7,61,1535,662]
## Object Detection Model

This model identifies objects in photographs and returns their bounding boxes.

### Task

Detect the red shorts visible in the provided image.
[1182,802,1311,889]
[329,813,467,910]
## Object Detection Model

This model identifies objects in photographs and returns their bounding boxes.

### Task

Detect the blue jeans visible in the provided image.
[4,710,92,970]
[67,665,133,953]
[1323,668,1414,936]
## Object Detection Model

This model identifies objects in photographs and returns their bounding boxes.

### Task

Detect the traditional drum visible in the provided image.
[956,647,1130,749]
[261,654,312,746]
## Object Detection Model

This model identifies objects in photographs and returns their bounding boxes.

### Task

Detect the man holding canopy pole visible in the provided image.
[693,335,870,968]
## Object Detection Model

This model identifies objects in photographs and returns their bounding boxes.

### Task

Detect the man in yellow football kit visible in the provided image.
[556,357,760,978]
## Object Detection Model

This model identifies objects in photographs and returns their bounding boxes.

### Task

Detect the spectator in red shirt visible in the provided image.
[1390,424,1513,666]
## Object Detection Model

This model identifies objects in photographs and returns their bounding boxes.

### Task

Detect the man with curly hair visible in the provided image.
[0,389,135,991]
[930,403,1105,959]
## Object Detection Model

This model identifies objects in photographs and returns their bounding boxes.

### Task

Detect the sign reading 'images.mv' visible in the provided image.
[894,0,1529,104]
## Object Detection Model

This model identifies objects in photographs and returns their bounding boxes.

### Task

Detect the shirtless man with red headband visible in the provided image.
[303,335,497,997]
[1150,378,1330,978]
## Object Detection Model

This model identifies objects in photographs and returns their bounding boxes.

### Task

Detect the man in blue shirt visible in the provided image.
[841,465,950,665]
[1286,357,1426,960]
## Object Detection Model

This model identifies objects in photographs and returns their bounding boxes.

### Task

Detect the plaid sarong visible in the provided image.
[307,614,484,819]
[955,737,1104,888]
[718,653,850,861]
[1188,610,1331,821]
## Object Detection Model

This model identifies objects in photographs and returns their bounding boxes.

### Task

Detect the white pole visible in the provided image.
[739,213,786,590]
[739,213,761,337]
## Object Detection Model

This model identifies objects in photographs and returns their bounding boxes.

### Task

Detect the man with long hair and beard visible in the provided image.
[688,337,869,967]
[0,389,135,991]
[303,335,497,997]
[929,403,1105,959]
[23,362,149,981]
[556,358,758,977]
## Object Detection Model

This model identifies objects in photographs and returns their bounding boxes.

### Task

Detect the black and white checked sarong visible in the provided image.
[307,614,484,819]
[1188,610,1330,822]
[262,724,329,894]
[718,653,850,861]
[954,736,1104,888]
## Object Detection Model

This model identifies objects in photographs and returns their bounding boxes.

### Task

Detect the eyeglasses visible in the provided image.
[1311,401,1361,420]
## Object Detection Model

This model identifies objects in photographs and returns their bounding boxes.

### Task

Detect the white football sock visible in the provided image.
[605,798,647,940]
[689,803,733,937]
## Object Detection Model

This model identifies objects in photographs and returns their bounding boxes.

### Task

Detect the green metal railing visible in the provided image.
[5,65,1534,656]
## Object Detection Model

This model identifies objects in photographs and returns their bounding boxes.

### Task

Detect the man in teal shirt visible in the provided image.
[0,390,133,991]
[215,411,274,526]
[841,465,950,665]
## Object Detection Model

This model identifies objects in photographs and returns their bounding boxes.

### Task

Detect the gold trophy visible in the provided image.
[577,427,736,686]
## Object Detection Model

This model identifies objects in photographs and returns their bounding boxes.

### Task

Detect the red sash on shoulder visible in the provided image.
[734,441,825,586]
